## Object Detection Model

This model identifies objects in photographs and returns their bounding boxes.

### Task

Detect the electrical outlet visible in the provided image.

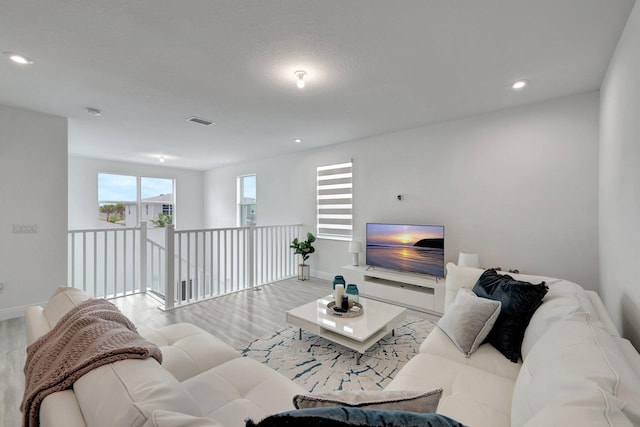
[12,224,38,233]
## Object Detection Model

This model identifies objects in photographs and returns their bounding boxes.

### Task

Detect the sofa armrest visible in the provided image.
[25,306,51,346]
[585,290,620,337]
[40,390,87,427]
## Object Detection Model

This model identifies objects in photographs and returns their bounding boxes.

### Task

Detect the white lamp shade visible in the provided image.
[348,241,363,253]
[458,252,480,268]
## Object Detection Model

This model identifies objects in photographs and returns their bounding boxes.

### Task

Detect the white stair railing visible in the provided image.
[164,224,300,309]
[67,223,146,298]
[68,223,302,307]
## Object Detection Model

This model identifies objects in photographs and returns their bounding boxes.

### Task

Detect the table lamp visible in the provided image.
[348,241,363,266]
[458,252,480,268]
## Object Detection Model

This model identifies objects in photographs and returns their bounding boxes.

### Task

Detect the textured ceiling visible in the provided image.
[0,0,635,170]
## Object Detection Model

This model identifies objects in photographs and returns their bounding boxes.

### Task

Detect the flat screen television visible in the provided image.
[366,223,445,277]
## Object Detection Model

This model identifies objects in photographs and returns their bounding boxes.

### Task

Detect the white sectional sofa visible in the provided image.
[386,263,640,427]
[24,265,640,426]
[24,287,305,427]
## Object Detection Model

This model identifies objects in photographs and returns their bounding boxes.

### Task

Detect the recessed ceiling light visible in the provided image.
[294,138,302,144]
[5,52,34,65]
[86,107,102,116]
[512,80,528,90]
[159,155,166,163]
[295,70,307,89]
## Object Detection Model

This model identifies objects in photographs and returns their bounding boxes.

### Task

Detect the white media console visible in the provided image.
[341,265,445,315]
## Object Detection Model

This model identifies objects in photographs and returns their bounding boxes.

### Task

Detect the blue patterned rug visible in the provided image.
[241,315,435,392]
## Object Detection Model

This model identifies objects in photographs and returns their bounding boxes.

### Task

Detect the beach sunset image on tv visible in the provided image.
[366,223,444,277]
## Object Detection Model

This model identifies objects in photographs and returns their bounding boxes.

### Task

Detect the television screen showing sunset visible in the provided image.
[366,223,444,276]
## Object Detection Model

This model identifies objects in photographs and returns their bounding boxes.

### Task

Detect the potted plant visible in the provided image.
[290,232,316,280]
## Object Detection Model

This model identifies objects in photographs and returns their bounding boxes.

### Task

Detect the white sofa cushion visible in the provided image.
[182,356,306,427]
[520,280,598,359]
[511,311,640,427]
[143,410,224,427]
[444,263,484,310]
[386,351,515,427]
[74,358,200,427]
[140,323,240,382]
[42,287,91,328]
[437,288,501,357]
[39,390,87,427]
[419,327,522,380]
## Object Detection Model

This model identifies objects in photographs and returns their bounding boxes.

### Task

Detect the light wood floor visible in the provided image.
[0,277,439,426]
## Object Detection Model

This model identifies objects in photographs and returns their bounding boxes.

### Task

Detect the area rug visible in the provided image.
[241,315,435,392]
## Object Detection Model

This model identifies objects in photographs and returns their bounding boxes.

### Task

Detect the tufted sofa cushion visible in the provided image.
[182,357,306,427]
[73,358,201,427]
[386,326,520,427]
[140,323,240,382]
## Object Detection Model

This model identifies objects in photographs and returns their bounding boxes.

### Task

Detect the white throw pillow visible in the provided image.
[437,288,501,357]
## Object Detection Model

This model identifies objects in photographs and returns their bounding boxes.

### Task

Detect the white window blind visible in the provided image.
[317,161,353,240]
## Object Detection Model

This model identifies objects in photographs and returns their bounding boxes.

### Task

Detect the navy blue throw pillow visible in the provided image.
[246,407,467,427]
[472,269,548,363]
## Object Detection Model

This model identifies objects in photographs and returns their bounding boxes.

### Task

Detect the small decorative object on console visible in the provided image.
[346,284,359,305]
[334,284,345,304]
[327,301,364,318]
[333,276,346,298]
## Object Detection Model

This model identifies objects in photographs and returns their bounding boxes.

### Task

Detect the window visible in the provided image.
[141,177,174,227]
[98,173,137,228]
[317,161,353,240]
[238,174,257,226]
[97,173,175,228]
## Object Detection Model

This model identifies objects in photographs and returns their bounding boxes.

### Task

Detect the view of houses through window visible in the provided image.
[98,173,175,228]
[238,174,256,227]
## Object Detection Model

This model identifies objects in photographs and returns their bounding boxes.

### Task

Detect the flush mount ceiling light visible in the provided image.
[295,70,307,89]
[86,107,102,116]
[4,51,34,65]
[294,138,302,144]
[512,80,528,90]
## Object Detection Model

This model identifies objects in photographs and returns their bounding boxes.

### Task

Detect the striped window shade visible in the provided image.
[317,161,353,240]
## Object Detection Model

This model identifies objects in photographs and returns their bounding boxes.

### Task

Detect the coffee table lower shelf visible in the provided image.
[292,325,397,364]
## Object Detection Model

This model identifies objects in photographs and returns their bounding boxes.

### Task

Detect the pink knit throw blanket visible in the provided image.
[21,298,162,427]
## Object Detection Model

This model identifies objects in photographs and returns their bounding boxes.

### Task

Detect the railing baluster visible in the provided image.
[69,224,300,307]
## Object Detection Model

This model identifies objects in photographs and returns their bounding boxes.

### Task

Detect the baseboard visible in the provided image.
[0,302,46,321]
[314,270,334,281]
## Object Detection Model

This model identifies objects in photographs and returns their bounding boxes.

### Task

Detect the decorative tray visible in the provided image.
[326,301,364,318]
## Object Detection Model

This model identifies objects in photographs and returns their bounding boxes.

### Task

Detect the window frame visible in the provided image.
[316,161,353,241]
[97,173,175,228]
[237,173,257,227]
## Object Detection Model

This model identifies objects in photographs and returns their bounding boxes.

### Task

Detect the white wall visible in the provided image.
[599,1,640,349]
[0,105,68,320]
[205,92,600,289]
[69,156,205,230]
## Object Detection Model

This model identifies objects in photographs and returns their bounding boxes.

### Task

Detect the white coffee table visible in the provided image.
[286,295,407,364]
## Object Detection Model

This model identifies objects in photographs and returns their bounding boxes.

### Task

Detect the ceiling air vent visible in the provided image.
[187,116,215,126]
